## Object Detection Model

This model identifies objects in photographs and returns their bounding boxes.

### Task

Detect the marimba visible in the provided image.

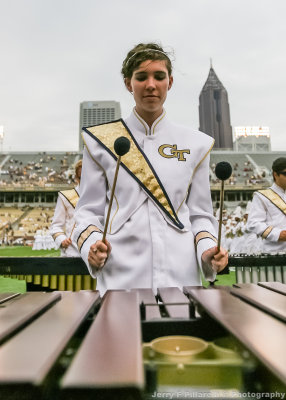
[0,285,285,399]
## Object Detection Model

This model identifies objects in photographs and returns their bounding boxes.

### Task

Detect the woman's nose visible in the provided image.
[145,76,156,89]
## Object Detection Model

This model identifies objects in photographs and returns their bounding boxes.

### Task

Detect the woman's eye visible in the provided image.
[155,73,166,80]
[135,74,147,81]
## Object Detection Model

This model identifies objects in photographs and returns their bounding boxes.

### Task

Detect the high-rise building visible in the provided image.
[199,65,233,149]
[79,101,121,150]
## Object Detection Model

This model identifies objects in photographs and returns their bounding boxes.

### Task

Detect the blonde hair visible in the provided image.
[75,160,82,180]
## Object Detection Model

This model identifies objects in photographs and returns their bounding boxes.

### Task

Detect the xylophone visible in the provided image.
[228,254,286,284]
[0,285,285,399]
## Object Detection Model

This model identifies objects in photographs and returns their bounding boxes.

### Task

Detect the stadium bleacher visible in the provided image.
[16,207,54,236]
[0,149,286,246]
[0,152,80,188]
[210,151,273,186]
[0,207,24,229]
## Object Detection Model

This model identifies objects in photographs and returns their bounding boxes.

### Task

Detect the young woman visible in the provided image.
[74,43,228,294]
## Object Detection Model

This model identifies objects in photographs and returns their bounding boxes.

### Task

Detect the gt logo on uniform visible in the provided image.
[158,144,190,161]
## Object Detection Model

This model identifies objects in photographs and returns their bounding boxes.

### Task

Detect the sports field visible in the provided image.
[0,246,236,293]
[0,246,60,257]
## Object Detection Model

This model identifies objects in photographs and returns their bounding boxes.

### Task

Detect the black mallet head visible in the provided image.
[215,161,232,181]
[114,136,130,157]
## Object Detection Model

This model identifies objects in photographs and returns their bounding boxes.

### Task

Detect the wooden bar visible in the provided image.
[0,292,61,344]
[231,283,286,322]
[158,287,190,318]
[184,286,286,385]
[131,288,161,320]
[0,293,20,304]
[258,281,286,296]
[61,290,144,399]
[0,291,100,389]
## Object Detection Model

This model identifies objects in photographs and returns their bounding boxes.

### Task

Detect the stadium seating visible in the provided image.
[1,149,286,248]
[0,152,79,187]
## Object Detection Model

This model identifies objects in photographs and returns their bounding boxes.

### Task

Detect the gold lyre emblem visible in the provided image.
[158,144,190,161]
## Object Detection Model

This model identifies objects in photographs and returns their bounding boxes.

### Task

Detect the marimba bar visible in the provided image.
[0,286,285,399]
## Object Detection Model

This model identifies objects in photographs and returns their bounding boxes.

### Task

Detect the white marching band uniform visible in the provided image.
[74,109,219,294]
[50,186,80,257]
[246,182,286,254]
[32,230,44,250]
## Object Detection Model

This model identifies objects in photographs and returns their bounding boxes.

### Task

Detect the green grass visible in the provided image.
[0,246,60,293]
[0,276,27,293]
[0,246,60,257]
[202,270,236,288]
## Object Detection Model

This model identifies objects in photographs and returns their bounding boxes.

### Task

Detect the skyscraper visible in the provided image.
[199,65,233,149]
[79,101,121,150]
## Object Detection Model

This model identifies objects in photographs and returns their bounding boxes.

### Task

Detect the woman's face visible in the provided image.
[125,59,173,120]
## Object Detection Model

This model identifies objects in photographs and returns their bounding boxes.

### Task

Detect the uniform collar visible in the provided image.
[271,182,286,195]
[130,107,167,136]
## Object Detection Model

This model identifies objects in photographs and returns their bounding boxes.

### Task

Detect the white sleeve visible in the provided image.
[49,195,68,248]
[74,145,107,276]
[187,152,218,281]
[246,194,281,242]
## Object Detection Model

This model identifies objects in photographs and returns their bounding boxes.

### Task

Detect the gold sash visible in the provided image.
[60,188,80,209]
[258,189,286,215]
[83,119,183,229]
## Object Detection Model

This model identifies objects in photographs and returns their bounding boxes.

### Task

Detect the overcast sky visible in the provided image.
[0,0,285,152]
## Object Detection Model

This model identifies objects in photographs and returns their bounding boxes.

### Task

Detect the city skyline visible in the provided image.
[0,0,285,152]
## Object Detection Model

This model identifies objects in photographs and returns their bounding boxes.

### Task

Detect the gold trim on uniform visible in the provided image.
[133,108,166,136]
[151,111,166,135]
[195,231,217,246]
[176,139,215,214]
[258,189,286,215]
[133,110,148,136]
[52,232,65,240]
[262,226,273,239]
[60,189,80,209]
[77,225,102,251]
[86,120,176,221]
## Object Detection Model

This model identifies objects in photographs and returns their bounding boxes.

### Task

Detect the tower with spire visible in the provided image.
[199,63,233,149]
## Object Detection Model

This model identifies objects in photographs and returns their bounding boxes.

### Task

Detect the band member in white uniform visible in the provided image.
[246,157,286,254]
[74,43,228,294]
[50,160,82,257]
